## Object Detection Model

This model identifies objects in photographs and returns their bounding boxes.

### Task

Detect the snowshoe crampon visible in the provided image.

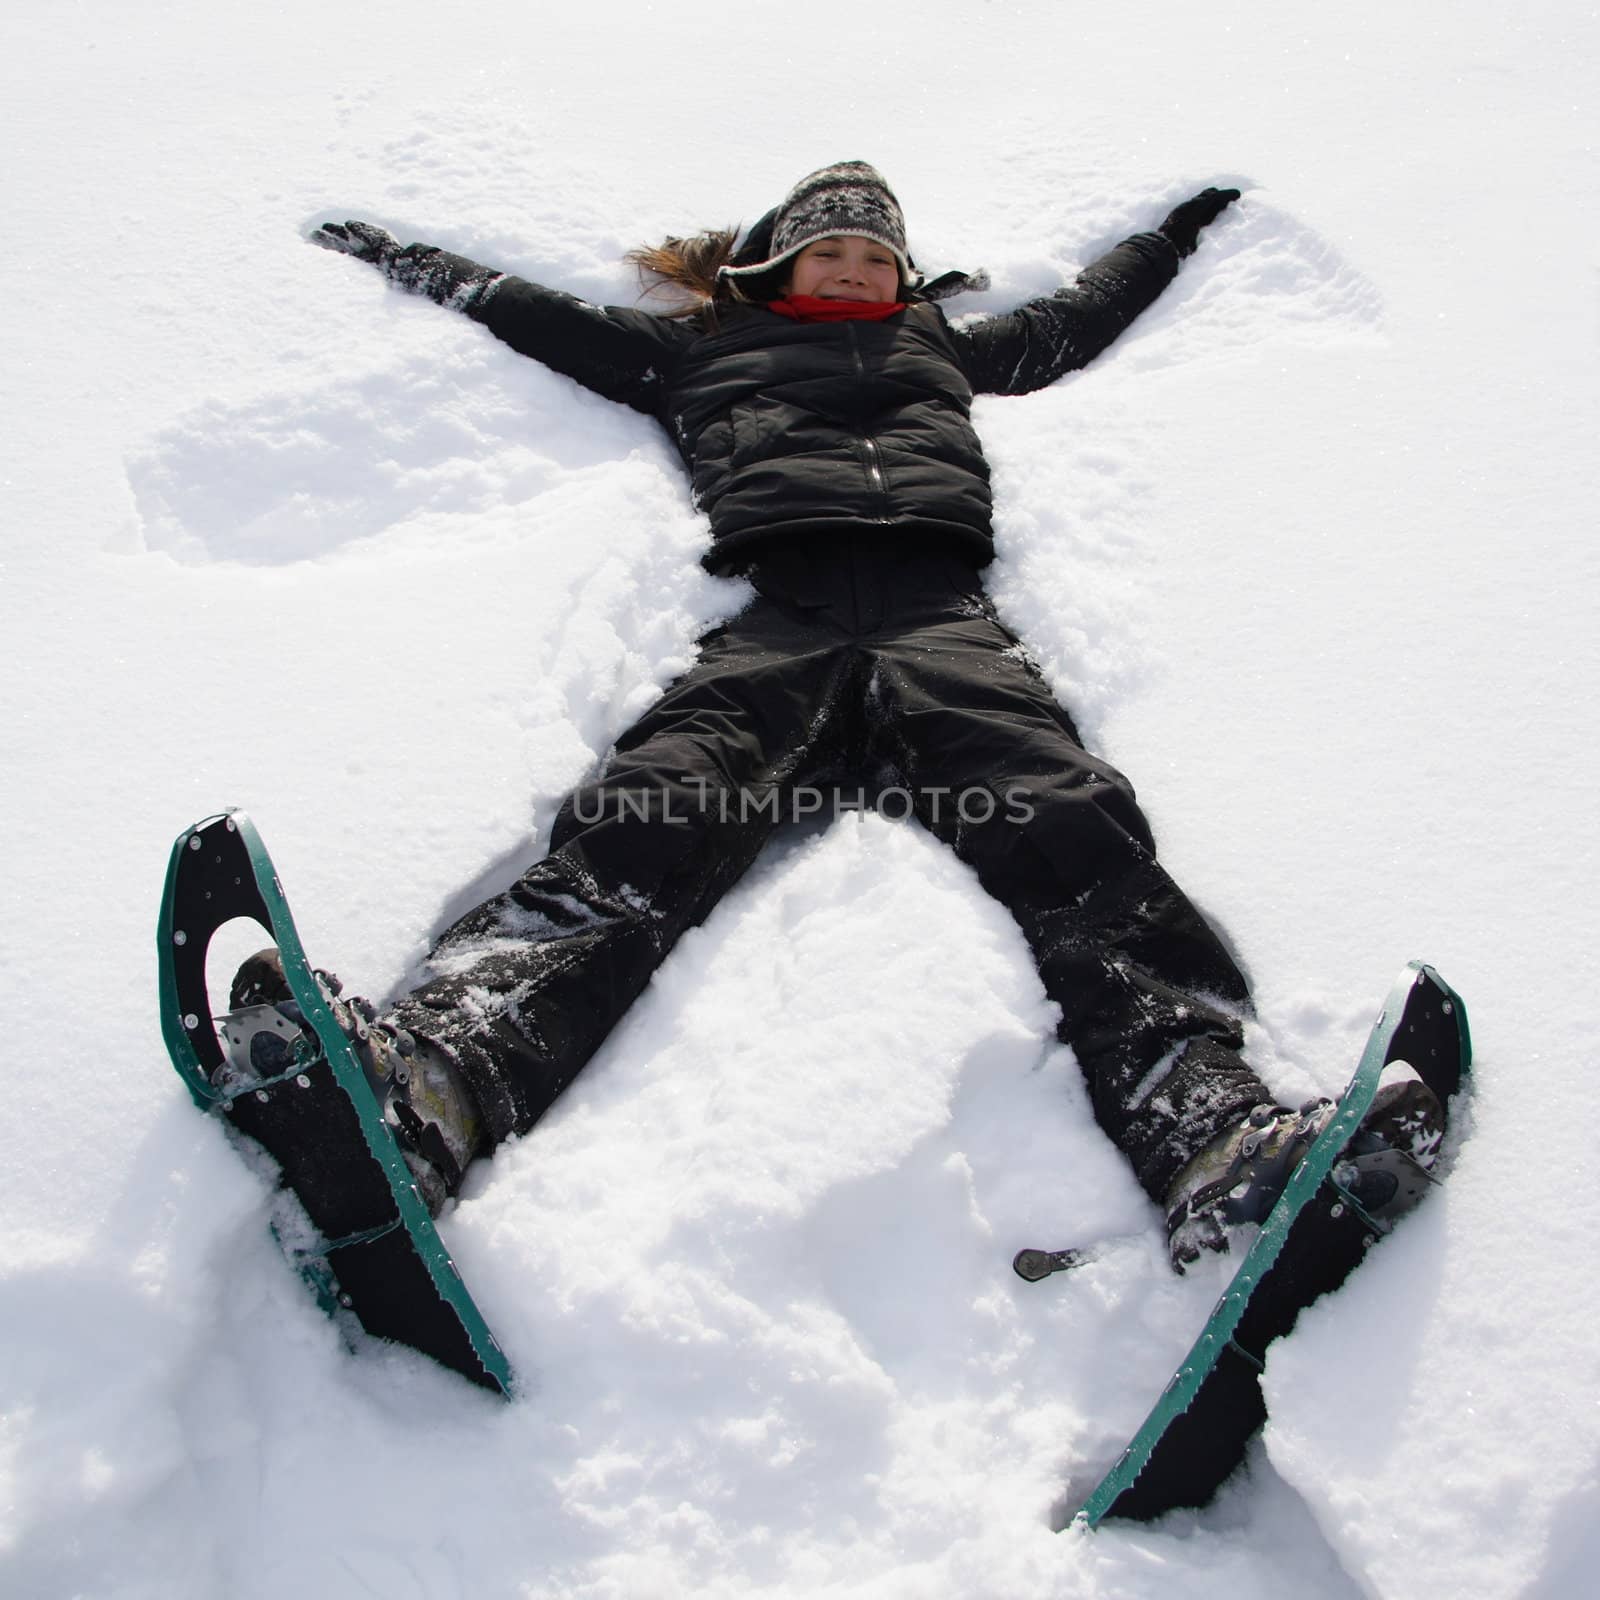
[158,809,513,1396]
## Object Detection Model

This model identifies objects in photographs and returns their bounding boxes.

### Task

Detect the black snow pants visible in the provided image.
[391,534,1269,1202]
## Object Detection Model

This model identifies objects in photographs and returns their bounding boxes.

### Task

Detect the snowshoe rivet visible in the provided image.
[225,817,236,831]
[339,1292,354,1309]
[296,1073,311,1089]
[173,929,187,946]
[1330,1202,1346,1219]
[183,1013,199,1030]
[255,1089,270,1103]
[188,836,201,851]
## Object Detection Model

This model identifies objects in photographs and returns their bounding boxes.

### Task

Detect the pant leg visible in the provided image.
[391,594,857,1143]
[864,574,1268,1202]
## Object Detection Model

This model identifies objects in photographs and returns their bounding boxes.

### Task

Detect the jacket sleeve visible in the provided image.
[467,275,695,416]
[949,232,1181,397]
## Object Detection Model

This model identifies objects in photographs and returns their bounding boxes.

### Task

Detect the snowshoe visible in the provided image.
[158,809,513,1396]
[1016,961,1470,1525]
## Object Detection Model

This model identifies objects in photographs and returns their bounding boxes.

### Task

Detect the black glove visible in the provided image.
[310,218,401,265]
[310,219,503,308]
[1157,187,1241,259]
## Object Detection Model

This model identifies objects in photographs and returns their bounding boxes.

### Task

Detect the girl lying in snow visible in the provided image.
[230,161,1440,1268]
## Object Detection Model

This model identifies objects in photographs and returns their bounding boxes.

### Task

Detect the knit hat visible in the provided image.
[719,160,918,289]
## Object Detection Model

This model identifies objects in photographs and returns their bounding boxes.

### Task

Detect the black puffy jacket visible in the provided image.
[466,232,1180,573]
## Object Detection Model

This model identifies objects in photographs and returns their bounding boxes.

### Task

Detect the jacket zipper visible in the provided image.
[847,324,889,513]
[861,436,886,495]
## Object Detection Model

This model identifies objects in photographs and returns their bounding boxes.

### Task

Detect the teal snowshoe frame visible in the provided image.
[159,809,514,1397]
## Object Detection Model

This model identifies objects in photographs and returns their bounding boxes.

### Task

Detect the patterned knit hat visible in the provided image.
[719,160,918,289]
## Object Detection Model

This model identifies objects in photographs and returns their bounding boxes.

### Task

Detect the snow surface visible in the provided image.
[4,2,1598,1595]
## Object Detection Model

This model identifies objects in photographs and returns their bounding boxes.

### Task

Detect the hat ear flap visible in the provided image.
[729,207,780,270]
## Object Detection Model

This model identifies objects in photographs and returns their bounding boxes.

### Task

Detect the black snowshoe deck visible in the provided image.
[159,810,513,1396]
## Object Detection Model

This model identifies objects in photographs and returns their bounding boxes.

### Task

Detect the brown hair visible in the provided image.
[624,227,781,317]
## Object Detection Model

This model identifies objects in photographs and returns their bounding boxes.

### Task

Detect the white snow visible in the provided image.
[4,2,1598,1595]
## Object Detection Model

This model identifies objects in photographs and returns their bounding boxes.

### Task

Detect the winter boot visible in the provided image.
[1164,1062,1444,1272]
[220,948,484,1215]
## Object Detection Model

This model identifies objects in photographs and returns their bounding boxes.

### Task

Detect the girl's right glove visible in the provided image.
[1157,187,1241,258]
[310,220,504,308]
[311,219,402,265]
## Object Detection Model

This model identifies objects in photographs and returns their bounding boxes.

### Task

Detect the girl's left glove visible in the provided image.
[310,219,504,308]
[1157,187,1241,258]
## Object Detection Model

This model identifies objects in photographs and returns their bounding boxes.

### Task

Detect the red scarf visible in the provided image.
[767,295,906,323]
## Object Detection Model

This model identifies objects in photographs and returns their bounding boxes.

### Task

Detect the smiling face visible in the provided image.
[782,235,902,302]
